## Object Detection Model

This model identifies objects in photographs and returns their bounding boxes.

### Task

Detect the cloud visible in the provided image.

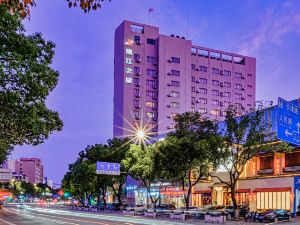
[239,1,300,56]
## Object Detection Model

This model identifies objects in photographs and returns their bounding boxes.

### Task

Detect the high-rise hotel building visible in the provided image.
[114,20,256,138]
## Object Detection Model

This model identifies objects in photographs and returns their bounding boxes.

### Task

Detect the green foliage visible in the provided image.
[214,103,292,213]
[67,0,111,13]
[0,6,63,163]
[155,112,223,209]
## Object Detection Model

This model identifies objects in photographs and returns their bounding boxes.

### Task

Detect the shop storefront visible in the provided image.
[238,176,294,211]
[192,190,212,206]
[160,187,186,208]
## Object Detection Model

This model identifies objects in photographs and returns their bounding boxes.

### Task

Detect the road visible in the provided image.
[0,205,298,225]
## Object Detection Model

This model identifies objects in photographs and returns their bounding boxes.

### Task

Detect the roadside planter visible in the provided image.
[205,214,226,223]
[144,210,157,218]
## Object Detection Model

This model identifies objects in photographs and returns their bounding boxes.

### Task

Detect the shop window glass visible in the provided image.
[273,192,277,209]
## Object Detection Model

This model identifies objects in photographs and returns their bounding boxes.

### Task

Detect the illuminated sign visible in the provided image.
[125,58,133,64]
[125,48,133,55]
[125,77,132,84]
[96,162,120,175]
[125,67,132,74]
[125,39,134,46]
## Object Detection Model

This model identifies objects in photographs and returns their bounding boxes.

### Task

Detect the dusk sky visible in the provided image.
[11,0,300,184]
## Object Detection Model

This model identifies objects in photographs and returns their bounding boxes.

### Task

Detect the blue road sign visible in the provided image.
[96,162,120,175]
[277,97,300,146]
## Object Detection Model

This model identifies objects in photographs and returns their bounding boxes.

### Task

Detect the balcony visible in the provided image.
[258,169,274,175]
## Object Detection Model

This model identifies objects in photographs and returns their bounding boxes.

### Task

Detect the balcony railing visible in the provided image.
[283,166,300,173]
[258,169,274,175]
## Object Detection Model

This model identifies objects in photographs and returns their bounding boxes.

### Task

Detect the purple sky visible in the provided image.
[11,0,300,184]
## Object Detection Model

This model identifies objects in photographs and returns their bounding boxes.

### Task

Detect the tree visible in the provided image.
[123,144,160,207]
[0,6,63,163]
[155,112,223,210]
[0,0,110,18]
[213,104,291,217]
[62,160,96,206]
[67,0,111,13]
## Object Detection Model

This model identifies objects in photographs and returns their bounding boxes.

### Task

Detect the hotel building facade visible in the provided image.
[113,20,256,138]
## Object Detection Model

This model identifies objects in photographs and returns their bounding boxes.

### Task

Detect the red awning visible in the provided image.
[253,187,291,193]
[236,189,251,193]
[193,189,211,194]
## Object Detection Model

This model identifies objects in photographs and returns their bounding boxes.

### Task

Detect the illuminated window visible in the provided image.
[256,192,291,210]
[146,112,154,118]
[170,91,180,98]
[199,108,207,114]
[170,102,180,108]
[146,101,155,107]
[211,109,219,116]
[199,98,207,104]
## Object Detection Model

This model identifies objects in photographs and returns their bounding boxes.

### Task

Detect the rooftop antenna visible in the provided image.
[186,9,189,39]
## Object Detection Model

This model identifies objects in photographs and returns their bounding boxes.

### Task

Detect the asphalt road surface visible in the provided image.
[0,206,298,225]
[0,205,195,225]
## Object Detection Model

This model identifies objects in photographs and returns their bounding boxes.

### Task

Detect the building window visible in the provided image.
[224,82,231,88]
[134,35,141,44]
[171,57,180,64]
[191,107,196,112]
[235,84,243,90]
[199,108,207,114]
[247,85,253,88]
[285,152,300,167]
[191,48,197,55]
[147,69,156,76]
[131,24,144,33]
[192,76,196,82]
[235,93,243,99]
[134,77,140,84]
[133,88,140,95]
[212,90,219,96]
[169,91,180,98]
[192,97,196,103]
[170,102,180,108]
[247,94,253,97]
[260,156,274,170]
[170,112,178,118]
[212,68,220,75]
[212,100,219,106]
[134,54,141,61]
[212,80,219,86]
[199,88,207,94]
[146,90,155,97]
[146,101,155,107]
[247,74,252,77]
[211,109,219,116]
[170,80,180,87]
[133,99,139,106]
[192,86,196,92]
[171,70,180,76]
[191,64,196,70]
[146,79,155,86]
[199,98,207,104]
[235,72,243,78]
[223,92,231,97]
[146,112,154,118]
[147,38,156,45]
[224,70,231,76]
[147,56,157,64]
[134,67,140,74]
[224,101,231,107]
[236,103,243,109]
[200,66,207,72]
[256,192,291,210]
[133,110,140,117]
[199,78,207,84]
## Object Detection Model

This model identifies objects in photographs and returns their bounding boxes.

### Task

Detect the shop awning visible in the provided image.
[193,189,211,194]
[253,187,291,192]
[236,189,251,193]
